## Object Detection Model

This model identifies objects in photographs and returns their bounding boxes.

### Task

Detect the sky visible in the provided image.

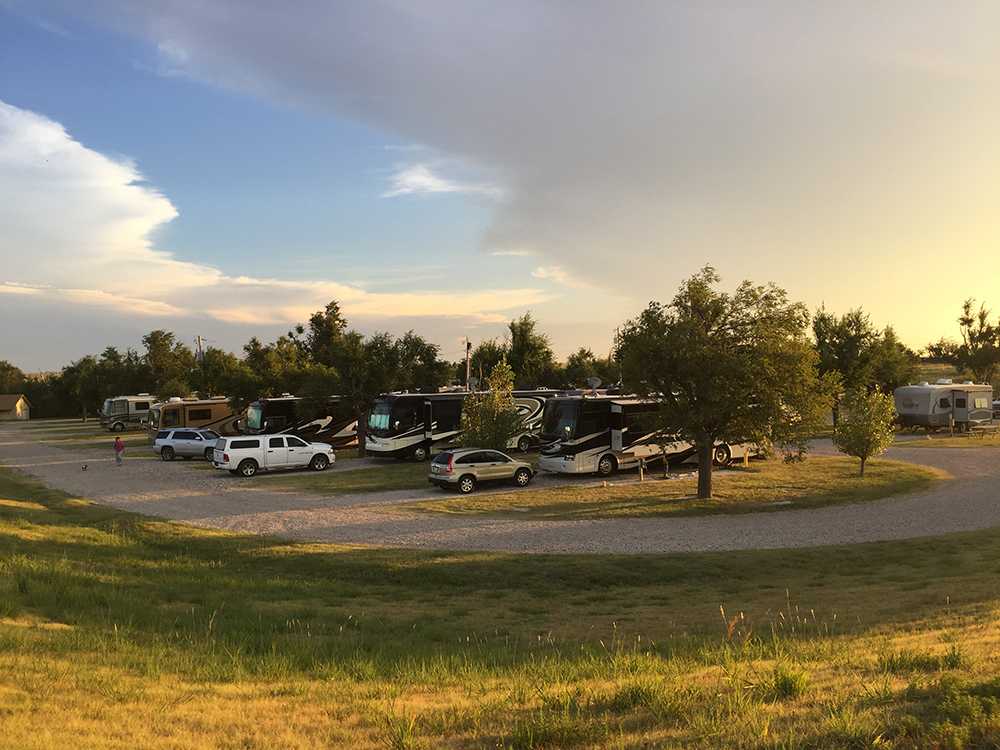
[1,1,999,372]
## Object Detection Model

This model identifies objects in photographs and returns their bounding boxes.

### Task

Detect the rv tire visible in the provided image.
[517,435,531,453]
[412,446,429,462]
[713,445,732,467]
[112,422,125,432]
[597,454,617,476]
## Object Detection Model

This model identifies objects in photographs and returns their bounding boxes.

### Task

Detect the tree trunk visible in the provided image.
[697,440,714,499]
[356,408,367,458]
[859,456,866,477]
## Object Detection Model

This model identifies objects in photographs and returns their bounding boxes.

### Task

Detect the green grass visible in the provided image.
[268,459,439,494]
[409,455,944,519]
[896,434,1000,449]
[1,465,1000,747]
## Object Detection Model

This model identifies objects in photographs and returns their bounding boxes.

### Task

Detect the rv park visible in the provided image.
[6,6,1000,748]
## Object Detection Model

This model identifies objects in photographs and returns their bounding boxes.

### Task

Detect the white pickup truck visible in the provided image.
[213,434,336,477]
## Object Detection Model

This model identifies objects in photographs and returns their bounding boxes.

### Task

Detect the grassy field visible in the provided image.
[897,434,1000,449]
[2,466,1000,748]
[268,459,434,494]
[409,456,945,520]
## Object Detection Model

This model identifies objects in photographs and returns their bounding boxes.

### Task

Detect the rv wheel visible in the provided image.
[112,422,125,432]
[713,445,732,467]
[597,454,617,476]
[517,435,531,453]
[412,446,429,462]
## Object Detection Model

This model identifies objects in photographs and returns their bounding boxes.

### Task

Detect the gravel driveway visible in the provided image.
[2,425,999,554]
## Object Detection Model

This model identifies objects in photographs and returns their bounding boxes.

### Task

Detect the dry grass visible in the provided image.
[409,455,945,519]
[2,465,999,748]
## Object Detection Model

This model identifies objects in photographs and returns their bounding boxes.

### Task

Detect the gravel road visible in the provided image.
[2,424,998,554]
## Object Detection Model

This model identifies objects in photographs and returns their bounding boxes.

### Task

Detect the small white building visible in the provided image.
[0,394,31,421]
[894,380,993,430]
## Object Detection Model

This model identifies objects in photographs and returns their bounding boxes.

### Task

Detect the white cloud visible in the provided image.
[490,249,535,257]
[531,265,591,290]
[0,100,546,330]
[382,163,500,198]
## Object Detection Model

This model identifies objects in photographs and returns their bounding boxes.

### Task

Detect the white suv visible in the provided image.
[213,435,336,477]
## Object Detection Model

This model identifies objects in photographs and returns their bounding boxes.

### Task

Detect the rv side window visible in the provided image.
[134,402,150,411]
[433,400,463,431]
[162,409,180,427]
[188,408,212,421]
[576,403,608,437]
[939,398,951,408]
[955,398,967,409]
[975,397,989,409]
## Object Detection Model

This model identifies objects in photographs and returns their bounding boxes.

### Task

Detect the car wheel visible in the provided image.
[458,475,476,494]
[514,467,532,486]
[310,454,330,471]
[160,446,175,461]
[412,446,428,462]
[713,445,732,467]
[597,454,616,476]
[238,459,258,477]
[517,435,532,453]
[204,448,214,461]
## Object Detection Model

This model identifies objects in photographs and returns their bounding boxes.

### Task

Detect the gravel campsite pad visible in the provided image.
[2,422,999,554]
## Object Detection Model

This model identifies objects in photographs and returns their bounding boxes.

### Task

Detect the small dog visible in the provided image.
[81,464,88,471]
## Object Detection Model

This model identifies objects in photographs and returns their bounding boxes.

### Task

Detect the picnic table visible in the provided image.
[969,424,999,439]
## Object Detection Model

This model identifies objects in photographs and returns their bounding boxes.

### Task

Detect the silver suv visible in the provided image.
[153,428,220,461]
[429,448,534,494]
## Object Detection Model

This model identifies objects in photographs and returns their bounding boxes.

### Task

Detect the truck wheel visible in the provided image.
[237,459,258,477]
[713,445,732,467]
[597,454,617,476]
[458,475,476,494]
[517,435,531,453]
[412,446,429,462]
[310,454,329,471]
[514,468,532,486]
[160,446,175,461]
[204,448,214,461]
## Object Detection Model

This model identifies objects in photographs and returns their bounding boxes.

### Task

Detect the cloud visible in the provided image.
[43,0,1000,348]
[382,163,500,198]
[490,249,535,257]
[0,100,546,331]
[531,265,591,290]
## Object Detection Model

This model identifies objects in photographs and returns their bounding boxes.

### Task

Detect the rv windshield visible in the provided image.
[368,401,392,435]
[246,404,264,431]
[148,407,160,427]
[101,399,112,417]
[542,401,579,440]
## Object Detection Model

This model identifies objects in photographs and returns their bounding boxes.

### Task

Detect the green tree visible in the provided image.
[561,348,618,388]
[303,300,349,368]
[617,267,833,499]
[507,312,557,388]
[142,330,195,389]
[192,347,250,398]
[869,326,918,394]
[61,356,102,420]
[156,377,191,402]
[459,359,523,450]
[955,300,1000,384]
[0,360,26,393]
[833,387,896,476]
[469,338,508,383]
[394,331,449,392]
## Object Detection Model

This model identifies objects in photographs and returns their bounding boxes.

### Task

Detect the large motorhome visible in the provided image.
[243,395,358,449]
[894,380,994,431]
[537,395,757,476]
[101,394,155,432]
[147,397,239,435]
[365,389,561,460]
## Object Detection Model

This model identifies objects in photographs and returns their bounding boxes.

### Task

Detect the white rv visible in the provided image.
[894,380,994,431]
[101,394,155,432]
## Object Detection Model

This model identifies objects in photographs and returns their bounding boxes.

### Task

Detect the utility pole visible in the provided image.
[195,335,205,364]
[465,338,472,390]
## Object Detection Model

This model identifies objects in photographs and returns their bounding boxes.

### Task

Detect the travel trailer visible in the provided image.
[537,395,758,476]
[894,380,994,431]
[147,397,239,435]
[101,394,155,431]
[242,395,359,449]
[365,389,562,460]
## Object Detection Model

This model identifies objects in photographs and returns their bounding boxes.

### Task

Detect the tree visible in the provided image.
[869,326,918,394]
[507,312,557,388]
[60,356,102,420]
[617,267,833,499]
[142,330,195,389]
[303,300,348,368]
[0,360,26,393]
[192,347,250,397]
[156,377,191,402]
[832,387,896,476]
[470,339,508,383]
[956,300,1000,384]
[394,331,449,392]
[459,359,523,450]
[562,348,618,388]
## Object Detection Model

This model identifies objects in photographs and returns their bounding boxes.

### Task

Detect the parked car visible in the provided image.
[153,428,220,461]
[428,448,534,494]
[212,434,335,477]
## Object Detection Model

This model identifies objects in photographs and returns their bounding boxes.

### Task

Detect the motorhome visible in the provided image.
[365,389,561,460]
[101,394,155,431]
[894,380,994,431]
[147,397,239,435]
[537,395,757,476]
[243,395,358,449]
